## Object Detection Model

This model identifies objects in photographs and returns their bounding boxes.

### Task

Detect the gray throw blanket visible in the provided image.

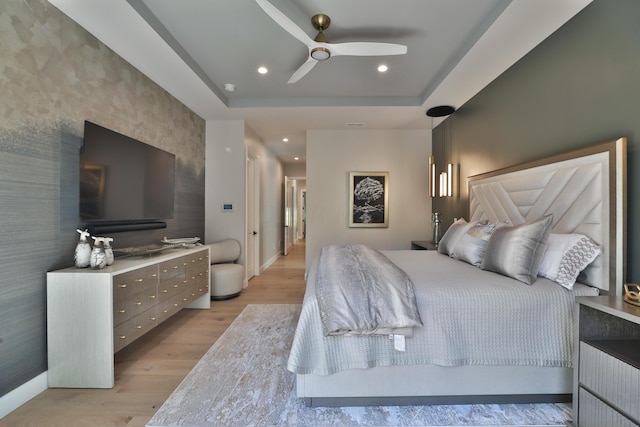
[315,244,423,336]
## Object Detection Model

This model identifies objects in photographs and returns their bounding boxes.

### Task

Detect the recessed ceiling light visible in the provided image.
[224,83,236,92]
[377,64,388,73]
[257,66,268,74]
[282,138,289,142]
[294,157,299,161]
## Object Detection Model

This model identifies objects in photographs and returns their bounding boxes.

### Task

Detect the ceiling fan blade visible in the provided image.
[255,0,312,46]
[330,42,407,57]
[287,58,318,84]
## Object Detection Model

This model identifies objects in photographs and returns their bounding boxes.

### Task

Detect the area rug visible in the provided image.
[147,304,571,427]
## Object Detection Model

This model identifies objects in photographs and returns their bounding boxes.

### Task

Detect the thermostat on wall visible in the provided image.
[222,203,234,212]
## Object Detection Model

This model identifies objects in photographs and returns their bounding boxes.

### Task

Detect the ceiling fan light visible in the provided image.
[311,47,330,61]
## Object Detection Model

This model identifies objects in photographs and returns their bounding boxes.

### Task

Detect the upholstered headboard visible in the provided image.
[468,138,626,295]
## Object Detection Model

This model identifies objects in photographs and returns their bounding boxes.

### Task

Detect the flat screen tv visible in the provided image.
[80,120,175,233]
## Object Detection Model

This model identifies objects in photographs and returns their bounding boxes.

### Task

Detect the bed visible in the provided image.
[288,138,627,407]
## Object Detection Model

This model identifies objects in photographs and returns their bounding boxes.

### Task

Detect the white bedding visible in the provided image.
[287,250,599,376]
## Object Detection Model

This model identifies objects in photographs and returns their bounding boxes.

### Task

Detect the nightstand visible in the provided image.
[411,241,437,250]
[574,296,640,427]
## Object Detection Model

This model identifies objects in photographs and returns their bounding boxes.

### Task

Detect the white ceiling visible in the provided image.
[48,0,592,165]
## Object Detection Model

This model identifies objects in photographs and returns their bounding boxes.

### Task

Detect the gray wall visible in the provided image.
[432,0,640,281]
[0,1,205,398]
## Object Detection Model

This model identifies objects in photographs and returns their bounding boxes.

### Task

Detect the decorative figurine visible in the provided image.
[103,237,114,266]
[74,229,92,268]
[90,236,107,269]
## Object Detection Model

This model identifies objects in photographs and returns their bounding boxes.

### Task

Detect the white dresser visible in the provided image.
[574,296,640,427]
[47,246,210,388]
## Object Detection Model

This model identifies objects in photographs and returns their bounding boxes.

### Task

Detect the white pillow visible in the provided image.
[451,221,508,266]
[538,233,601,289]
[437,218,486,256]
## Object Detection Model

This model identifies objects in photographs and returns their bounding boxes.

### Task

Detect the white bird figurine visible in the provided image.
[90,236,107,269]
[74,229,92,268]
[103,237,114,266]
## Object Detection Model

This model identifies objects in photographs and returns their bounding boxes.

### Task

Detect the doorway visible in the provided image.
[246,155,260,279]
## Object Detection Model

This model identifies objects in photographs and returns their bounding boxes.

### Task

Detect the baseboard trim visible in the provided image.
[0,372,47,419]
[259,251,281,273]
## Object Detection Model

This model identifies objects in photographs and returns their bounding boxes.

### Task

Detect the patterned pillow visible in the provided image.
[437,218,487,256]
[451,221,508,266]
[538,234,601,289]
[480,215,553,284]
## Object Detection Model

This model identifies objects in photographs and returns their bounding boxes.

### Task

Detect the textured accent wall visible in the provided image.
[432,0,640,280]
[0,1,205,397]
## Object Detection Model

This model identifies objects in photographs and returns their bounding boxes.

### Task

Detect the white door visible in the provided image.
[283,176,290,256]
[246,156,259,279]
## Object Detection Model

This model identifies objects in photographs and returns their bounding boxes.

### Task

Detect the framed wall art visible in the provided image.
[349,171,389,228]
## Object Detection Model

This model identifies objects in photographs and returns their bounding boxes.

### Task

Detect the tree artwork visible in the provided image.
[349,172,388,227]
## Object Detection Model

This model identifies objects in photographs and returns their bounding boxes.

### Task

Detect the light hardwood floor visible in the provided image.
[1,242,306,427]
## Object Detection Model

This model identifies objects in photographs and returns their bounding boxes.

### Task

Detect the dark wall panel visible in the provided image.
[433,0,640,280]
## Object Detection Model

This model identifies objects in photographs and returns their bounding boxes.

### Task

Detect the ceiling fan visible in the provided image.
[255,0,408,84]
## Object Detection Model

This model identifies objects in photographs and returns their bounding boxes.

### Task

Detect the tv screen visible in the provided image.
[80,121,175,227]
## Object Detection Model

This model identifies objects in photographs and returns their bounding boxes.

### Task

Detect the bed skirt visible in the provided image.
[296,363,572,407]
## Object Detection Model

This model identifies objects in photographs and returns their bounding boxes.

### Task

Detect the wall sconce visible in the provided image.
[439,163,453,197]
[429,155,436,198]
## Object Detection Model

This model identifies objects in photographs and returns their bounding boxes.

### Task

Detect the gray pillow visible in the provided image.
[437,218,481,256]
[451,221,506,266]
[480,215,553,285]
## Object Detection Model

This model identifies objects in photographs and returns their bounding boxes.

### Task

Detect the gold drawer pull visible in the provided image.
[173,303,179,307]
[161,289,168,293]
[182,298,188,302]
[150,317,156,321]
[119,335,126,340]
[135,278,144,282]
[149,295,156,299]
[191,259,196,263]
[118,309,126,313]
[163,309,168,313]
[151,273,158,278]
[173,265,179,269]
[118,284,127,288]
[135,301,142,306]
[182,280,188,284]
[135,325,142,329]
[162,269,168,273]
[173,284,179,288]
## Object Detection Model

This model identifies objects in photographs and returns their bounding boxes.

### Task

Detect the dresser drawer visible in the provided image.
[184,283,209,306]
[157,293,185,323]
[113,265,159,302]
[159,257,185,280]
[186,252,208,277]
[580,341,640,420]
[113,306,158,352]
[579,387,638,427]
[113,287,158,326]
[158,276,187,302]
